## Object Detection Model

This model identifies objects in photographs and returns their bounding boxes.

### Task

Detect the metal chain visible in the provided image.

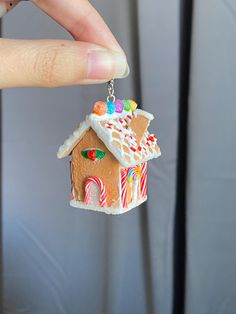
[106,79,116,102]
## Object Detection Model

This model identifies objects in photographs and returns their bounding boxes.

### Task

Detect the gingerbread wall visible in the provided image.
[71,128,120,207]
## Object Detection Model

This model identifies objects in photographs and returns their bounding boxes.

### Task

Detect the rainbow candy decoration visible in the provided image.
[127,165,141,183]
[93,99,137,116]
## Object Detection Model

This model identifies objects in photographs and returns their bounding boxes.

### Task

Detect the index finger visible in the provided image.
[32,0,124,54]
[0,0,21,17]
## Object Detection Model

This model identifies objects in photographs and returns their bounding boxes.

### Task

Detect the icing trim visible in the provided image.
[90,110,132,121]
[89,115,161,167]
[57,120,90,159]
[57,109,161,167]
[134,109,154,120]
[70,196,147,215]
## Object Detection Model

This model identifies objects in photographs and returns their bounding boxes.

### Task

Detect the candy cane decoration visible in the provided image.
[69,160,75,200]
[84,176,107,207]
[121,168,128,208]
[140,162,148,198]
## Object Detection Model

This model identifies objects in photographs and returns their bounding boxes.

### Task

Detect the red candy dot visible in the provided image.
[87,149,97,161]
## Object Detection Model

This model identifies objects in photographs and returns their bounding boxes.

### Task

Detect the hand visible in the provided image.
[0,0,129,88]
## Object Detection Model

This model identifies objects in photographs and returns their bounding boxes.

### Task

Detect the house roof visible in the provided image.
[57,108,161,168]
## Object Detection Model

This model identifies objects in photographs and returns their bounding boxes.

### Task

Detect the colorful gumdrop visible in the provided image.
[128,100,137,111]
[123,100,131,111]
[114,99,124,113]
[106,101,115,114]
[93,101,107,116]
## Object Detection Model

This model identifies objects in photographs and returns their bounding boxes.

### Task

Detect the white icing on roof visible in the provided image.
[57,120,90,159]
[133,109,154,121]
[57,109,161,167]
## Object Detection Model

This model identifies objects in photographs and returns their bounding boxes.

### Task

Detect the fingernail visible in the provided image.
[112,52,130,78]
[0,4,7,18]
[121,63,130,78]
[87,50,129,80]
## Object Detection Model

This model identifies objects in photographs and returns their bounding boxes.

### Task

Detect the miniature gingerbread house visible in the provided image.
[57,100,161,215]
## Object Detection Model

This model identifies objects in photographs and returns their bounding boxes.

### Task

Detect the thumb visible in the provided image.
[0,39,129,88]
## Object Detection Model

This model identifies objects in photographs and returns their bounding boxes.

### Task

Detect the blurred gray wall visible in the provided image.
[186,0,236,313]
[2,1,179,314]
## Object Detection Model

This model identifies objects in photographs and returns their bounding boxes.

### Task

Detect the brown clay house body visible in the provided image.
[58,106,161,215]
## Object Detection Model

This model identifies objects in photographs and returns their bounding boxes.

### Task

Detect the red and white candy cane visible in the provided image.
[84,176,107,207]
[121,168,128,208]
[69,160,75,200]
[140,162,148,198]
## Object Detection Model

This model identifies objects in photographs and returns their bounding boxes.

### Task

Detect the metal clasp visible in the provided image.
[106,79,116,102]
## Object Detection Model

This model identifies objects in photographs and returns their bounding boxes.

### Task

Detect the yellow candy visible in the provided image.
[128,100,138,112]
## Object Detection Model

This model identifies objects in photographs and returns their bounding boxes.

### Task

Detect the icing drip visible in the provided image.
[98,114,159,166]
[58,109,161,168]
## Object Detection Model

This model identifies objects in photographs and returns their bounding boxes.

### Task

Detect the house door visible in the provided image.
[84,176,107,208]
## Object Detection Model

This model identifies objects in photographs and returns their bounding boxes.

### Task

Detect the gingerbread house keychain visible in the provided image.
[57,80,161,215]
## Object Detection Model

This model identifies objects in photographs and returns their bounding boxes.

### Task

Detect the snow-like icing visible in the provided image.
[70,196,148,215]
[57,120,90,159]
[134,109,154,121]
[57,109,161,166]
[89,108,154,122]
[89,113,161,167]
[90,109,132,121]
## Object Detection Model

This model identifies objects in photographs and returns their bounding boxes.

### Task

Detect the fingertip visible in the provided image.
[87,50,129,80]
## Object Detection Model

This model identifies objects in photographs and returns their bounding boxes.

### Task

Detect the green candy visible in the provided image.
[123,100,131,111]
[96,150,106,159]
[81,150,89,159]
[81,149,106,160]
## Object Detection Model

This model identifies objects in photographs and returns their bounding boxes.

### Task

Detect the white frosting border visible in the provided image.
[134,109,154,120]
[70,196,148,215]
[57,108,161,166]
[57,120,90,159]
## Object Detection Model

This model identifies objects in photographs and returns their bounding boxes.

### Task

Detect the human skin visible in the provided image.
[0,0,129,88]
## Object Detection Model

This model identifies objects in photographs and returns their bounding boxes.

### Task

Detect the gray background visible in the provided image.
[2,0,236,313]
[186,0,236,313]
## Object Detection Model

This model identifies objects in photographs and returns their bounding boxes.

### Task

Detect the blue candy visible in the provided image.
[106,101,115,114]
